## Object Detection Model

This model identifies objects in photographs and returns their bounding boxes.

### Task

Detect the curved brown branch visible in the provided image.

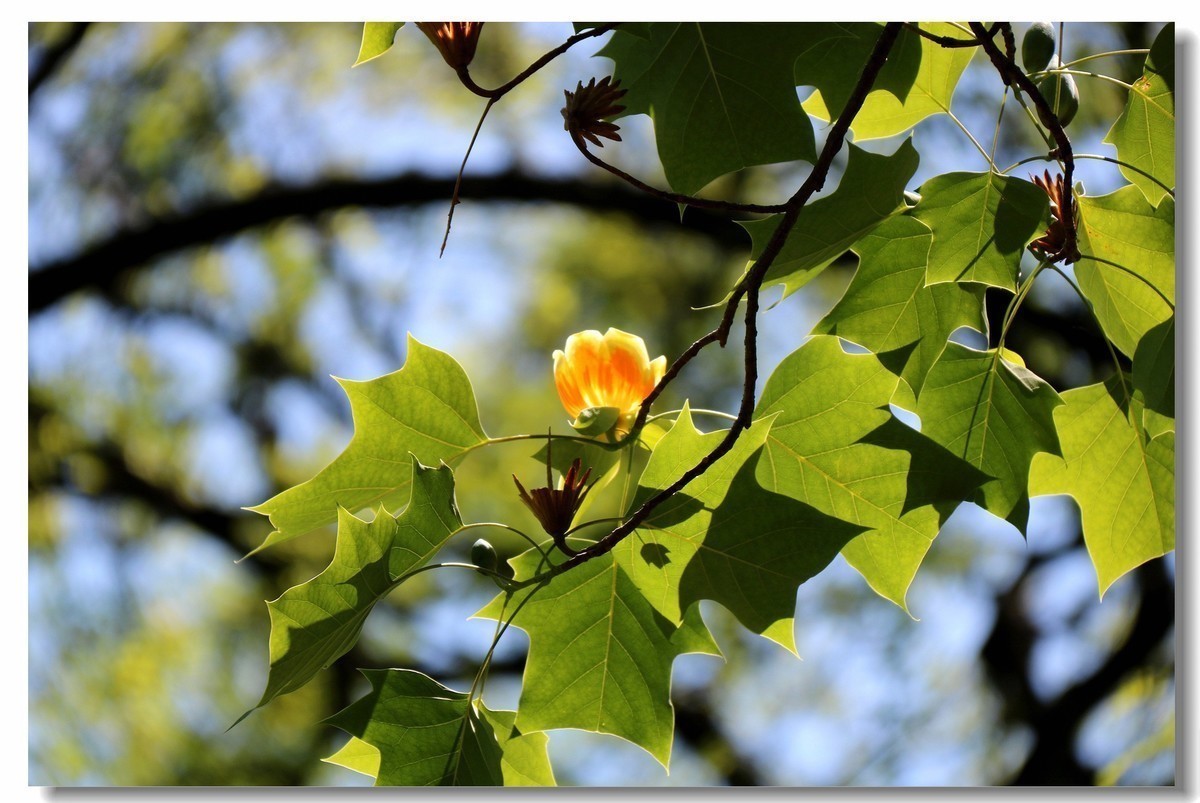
[903,21,999,48]
[969,21,1078,263]
[536,21,907,580]
[455,24,620,100]
[29,171,749,314]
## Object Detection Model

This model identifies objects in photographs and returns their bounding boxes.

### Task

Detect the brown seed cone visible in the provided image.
[1028,169,1080,265]
[562,76,627,148]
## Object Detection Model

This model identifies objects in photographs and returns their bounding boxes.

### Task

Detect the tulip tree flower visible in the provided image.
[553,328,667,440]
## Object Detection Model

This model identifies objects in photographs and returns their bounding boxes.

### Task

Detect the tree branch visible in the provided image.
[29,171,750,314]
[969,21,1078,263]
[29,21,91,100]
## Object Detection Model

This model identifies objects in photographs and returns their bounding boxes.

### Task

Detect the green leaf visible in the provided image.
[247,335,486,553]
[478,552,718,766]
[802,22,974,140]
[246,460,461,716]
[1104,23,1174,205]
[1075,186,1175,359]
[613,407,864,652]
[478,706,557,786]
[743,140,920,299]
[915,343,1063,532]
[813,215,987,398]
[754,336,989,610]
[326,669,553,786]
[354,23,405,67]
[1030,377,1174,596]
[599,23,820,195]
[324,737,380,779]
[325,707,555,786]
[913,172,1049,291]
[1133,315,1174,434]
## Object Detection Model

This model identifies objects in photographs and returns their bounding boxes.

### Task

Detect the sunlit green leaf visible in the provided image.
[813,215,986,398]
[248,335,486,553]
[599,23,822,194]
[324,737,381,779]
[802,22,973,140]
[1030,376,1174,596]
[326,669,552,786]
[478,551,718,766]
[1104,23,1174,205]
[246,460,460,717]
[1075,187,1175,359]
[754,336,988,610]
[614,407,864,652]
[743,141,920,299]
[913,172,1048,291]
[916,343,1063,532]
[354,23,405,67]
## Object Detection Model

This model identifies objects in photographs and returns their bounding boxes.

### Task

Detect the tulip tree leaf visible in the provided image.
[1104,23,1174,206]
[915,343,1063,533]
[1075,187,1175,359]
[1133,315,1174,436]
[913,172,1049,291]
[325,669,554,786]
[813,215,987,398]
[477,551,719,766]
[614,407,865,653]
[324,737,381,779]
[743,140,920,299]
[599,22,829,195]
[1030,377,1174,596]
[244,460,460,719]
[248,335,487,554]
[354,23,404,66]
[754,336,988,611]
[802,22,974,140]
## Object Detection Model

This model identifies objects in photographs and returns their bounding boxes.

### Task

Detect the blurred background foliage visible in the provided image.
[28,21,1174,786]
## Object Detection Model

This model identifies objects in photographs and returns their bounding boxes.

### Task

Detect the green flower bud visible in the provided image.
[470,538,498,574]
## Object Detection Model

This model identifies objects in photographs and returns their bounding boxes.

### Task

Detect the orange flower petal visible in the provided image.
[553,328,667,434]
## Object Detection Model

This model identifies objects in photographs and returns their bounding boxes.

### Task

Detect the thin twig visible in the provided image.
[441,97,495,256]
[575,145,788,214]
[525,22,907,582]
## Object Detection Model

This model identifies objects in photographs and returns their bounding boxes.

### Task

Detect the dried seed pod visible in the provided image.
[561,76,627,148]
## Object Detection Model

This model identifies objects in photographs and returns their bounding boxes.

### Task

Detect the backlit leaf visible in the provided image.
[1133,315,1174,436]
[1075,186,1175,359]
[1030,376,1174,595]
[802,22,974,140]
[354,23,404,67]
[614,407,864,652]
[754,336,988,610]
[599,23,826,195]
[325,669,553,786]
[914,172,1048,291]
[477,551,719,766]
[247,460,460,716]
[813,215,986,398]
[1104,23,1174,205]
[743,141,920,299]
[248,335,486,553]
[916,343,1063,532]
